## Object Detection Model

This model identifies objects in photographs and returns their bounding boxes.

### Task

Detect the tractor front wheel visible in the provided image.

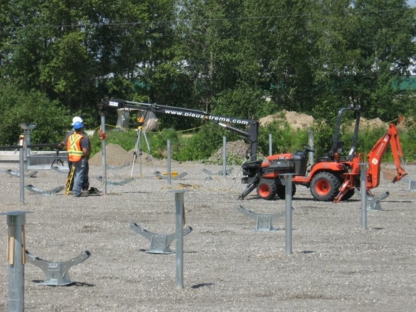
[257,179,277,200]
[310,172,341,201]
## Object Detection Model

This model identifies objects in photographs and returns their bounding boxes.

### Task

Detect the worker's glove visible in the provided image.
[58,143,64,149]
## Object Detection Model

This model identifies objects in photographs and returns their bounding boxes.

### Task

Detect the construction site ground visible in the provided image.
[0,160,415,312]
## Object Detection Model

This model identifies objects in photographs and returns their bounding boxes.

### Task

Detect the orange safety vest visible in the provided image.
[67,133,85,162]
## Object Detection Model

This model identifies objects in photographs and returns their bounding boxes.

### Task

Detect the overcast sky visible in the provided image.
[408,0,416,7]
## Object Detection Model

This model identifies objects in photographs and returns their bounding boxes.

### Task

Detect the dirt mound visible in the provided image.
[208,140,251,163]
[346,117,390,132]
[396,116,414,131]
[260,110,314,131]
[89,143,132,166]
[357,117,388,130]
[89,143,179,168]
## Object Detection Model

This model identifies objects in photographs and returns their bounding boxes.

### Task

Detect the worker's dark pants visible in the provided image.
[72,158,87,197]
[68,160,89,191]
[83,161,89,191]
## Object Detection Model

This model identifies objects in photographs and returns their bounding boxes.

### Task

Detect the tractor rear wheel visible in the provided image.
[276,184,296,199]
[257,179,277,200]
[310,172,341,201]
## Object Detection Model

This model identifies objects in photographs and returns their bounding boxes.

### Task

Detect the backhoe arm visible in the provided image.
[366,123,407,189]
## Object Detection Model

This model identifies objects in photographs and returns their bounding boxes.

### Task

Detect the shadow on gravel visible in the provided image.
[191,283,214,289]
[31,280,95,287]
[241,197,314,202]
[385,200,412,203]
[138,249,197,254]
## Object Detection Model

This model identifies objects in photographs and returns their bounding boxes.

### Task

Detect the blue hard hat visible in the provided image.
[73,121,84,130]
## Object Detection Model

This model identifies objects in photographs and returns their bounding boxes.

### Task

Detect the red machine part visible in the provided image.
[334,123,407,202]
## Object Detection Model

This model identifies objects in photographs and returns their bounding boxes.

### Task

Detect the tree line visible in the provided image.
[0,0,415,147]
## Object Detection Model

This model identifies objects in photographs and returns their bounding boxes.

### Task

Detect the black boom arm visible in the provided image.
[98,98,259,161]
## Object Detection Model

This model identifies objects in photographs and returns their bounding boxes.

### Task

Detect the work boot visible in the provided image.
[79,191,89,197]
[88,187,100,195]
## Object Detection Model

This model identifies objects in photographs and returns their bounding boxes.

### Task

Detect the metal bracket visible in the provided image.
[367,192,389,211]
[25,250,91,286]
[6,170,38,178]
[130,223,192,254]
[154,171,187,180]
[357,190,389,211]
[237,205,285,231]
[51,166,69,174]
[96,176,134,186]
[51,158,65,167]
[202,168,233,178]
[408,179,416,191]
[25,184,65,196]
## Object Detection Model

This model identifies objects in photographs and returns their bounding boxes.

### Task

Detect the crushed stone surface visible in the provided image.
[0,160,415,312]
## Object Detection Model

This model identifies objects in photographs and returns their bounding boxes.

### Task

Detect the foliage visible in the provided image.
[342,124,416,163]
[1,0,416,157]
[258,118,309,156]
[174,123,230,161]
[87,119,416,164]
[89,127,181,159]
[0,83,70,147]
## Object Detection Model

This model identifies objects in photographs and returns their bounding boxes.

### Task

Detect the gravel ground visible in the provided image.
[0,160,415,312]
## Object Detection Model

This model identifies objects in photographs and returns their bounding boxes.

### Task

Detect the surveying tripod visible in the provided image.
[131,125,156,177]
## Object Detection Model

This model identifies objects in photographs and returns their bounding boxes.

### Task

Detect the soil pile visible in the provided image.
[260,110,406,132]
[208,140,252,163]
[396,116,414,131]
[350,117,388,130]
[89,143,178,167]
[89,143,132,166]
[260,110,315,131]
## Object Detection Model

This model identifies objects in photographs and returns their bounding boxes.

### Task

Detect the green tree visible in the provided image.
[311,0,416,121]
[0,82,71,146]
[1,0,175,111]
[236,0,317,114]
[348,0,416,120]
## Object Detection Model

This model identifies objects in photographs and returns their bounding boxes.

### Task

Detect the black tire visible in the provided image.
[310,172,342,201]
[276,184,296,199]
[340,189,355,201]
[257,179,277,200]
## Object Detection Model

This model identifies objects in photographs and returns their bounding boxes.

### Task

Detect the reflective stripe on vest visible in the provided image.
[67,133,84,162]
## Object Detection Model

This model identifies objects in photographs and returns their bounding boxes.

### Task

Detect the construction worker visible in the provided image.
[60,116,91,192]
[67,121,90,197]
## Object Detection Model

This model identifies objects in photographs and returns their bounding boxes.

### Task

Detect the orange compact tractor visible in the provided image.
[240,105,407,202]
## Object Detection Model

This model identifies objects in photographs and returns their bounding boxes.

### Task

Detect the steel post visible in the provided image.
[174,191,186,289]
[223,136,226,178]
[283,174,294,254]
[19,148,24,204]
[23,133,28,171]
[269,134,272,156]
[1,211,32,312]
[100,113,107,195]
[360,163,368,230]
[167,140,171,185]
[308,131,314,166]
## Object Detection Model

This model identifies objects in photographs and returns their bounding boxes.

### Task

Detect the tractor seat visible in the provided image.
[242,160,263,169]
[316,155,334,163]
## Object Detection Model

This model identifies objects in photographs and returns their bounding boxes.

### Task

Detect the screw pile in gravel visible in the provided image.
[0,160,415,312]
